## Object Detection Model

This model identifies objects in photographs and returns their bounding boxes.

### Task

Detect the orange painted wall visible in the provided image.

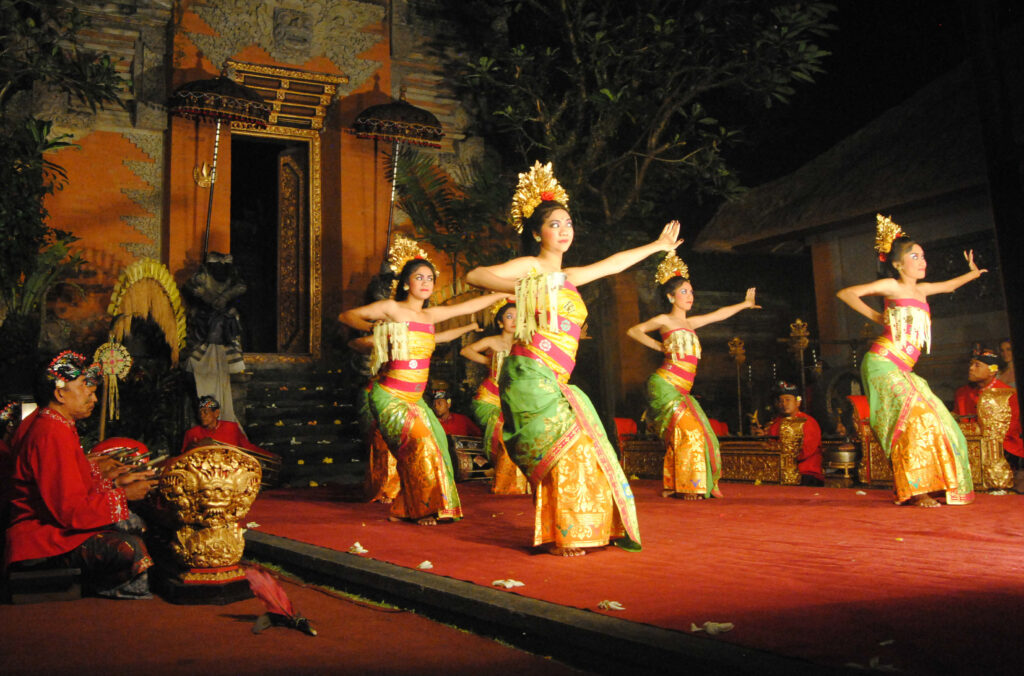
[43,131,161,345]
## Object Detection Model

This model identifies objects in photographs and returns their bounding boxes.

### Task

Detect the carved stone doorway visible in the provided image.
[230,132,319,355]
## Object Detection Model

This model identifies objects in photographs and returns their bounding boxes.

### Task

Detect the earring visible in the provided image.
[403,284,409,291]
[533,234,542,242]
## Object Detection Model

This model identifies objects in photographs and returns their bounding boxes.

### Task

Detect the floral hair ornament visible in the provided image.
[198,395,220,411]
[874,213,905,262]
[508,161,570,234]
[387,234,434,298]
[655,251,690,285]
[46,350,92,389]
[488,298,515,324]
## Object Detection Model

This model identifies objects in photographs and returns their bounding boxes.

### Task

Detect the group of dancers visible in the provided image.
[338,162,988,556]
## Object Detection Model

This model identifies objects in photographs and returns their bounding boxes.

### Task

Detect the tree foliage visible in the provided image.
[429,0,836,251]
[0,0,122,315]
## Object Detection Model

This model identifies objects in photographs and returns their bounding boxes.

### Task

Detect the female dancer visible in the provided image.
[339,236,507,524]
[465,161,680,556]
[461,301,530,494]
[626,253,758,499]
[837,214,984,507]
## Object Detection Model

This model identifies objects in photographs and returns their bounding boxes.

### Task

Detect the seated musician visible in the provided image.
[4,351,156,598]
[753,381,824,486]
[430,387,481,437]
[953,349,1023,462]
[180,395,271,457]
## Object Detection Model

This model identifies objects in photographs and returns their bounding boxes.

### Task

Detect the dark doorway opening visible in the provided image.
[230,135,310,354]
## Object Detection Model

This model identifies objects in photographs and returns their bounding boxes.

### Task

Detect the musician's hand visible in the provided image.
[95,457,129,481]
[117,469,156,488]
[123,478,158,501]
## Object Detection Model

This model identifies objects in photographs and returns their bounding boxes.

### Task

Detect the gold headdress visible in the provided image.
[655,251,689,285]
[874,213,905,261]
[387,235,434,297]
[488,298,515,324]
[508,161,570,233]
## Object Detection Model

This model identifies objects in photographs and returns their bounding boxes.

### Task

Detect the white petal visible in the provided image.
[417,560,433,570]
[245,522,261,528]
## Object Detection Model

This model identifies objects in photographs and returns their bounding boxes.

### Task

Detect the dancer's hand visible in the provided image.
[744,288,761,309]
[964,250,987,276]
[654,220,683,251]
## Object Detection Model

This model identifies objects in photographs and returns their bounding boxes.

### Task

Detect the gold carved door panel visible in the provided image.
[277,148,309,353]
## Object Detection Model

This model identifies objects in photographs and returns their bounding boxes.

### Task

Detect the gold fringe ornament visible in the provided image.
[387,235,434,298]
[655,251,689,285]
[663,329,701,361]
[107,258,187,365]
[508,161,570,234]
[369,321,410,375]
[874,213,905,262]
[514,269,565,343]
[884,303,931,354]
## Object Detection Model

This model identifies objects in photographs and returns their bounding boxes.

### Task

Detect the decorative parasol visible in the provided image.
[168,76,272,260]
[93,342,132,441]
[350,87,444,272]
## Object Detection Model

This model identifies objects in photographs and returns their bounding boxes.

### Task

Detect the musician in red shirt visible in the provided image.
[953,349,1023,460]
[4,351,156,598]
[430,388,482,437]
[754,381,824,486]
[180,395,266,455]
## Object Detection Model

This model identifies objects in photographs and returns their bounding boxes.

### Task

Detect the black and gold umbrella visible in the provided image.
[351,88,444,270]
[169,76,272,259]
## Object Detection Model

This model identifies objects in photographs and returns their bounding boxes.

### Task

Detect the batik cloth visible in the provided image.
[646,327,722,497]
[501,274,640,549]
[472,350,529,495]
[862,298,974,504]
[368,322,461,520]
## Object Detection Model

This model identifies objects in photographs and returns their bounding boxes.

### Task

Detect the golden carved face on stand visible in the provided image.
[159,444,262,569]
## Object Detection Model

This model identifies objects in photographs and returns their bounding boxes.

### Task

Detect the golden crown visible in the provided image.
[655,251,689,285]
[488,298,515,323]
[388,235,433,297]
[874,213,905,260]
[509,161,570,234]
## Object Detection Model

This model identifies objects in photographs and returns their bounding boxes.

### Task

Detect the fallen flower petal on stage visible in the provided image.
[690,621,734,635]
[597,600,625,611]
[492,579,525,589]
[417,560,433,569]
[246,522,261,528]
[348,542,368,554]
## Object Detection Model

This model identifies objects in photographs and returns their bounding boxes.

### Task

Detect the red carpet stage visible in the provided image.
[246,481,1024,674]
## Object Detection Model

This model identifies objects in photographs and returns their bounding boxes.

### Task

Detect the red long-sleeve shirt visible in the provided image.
[4,408,129,567]
[180,420,263,455]
[767,411,824,480]
[953,379,1023,457]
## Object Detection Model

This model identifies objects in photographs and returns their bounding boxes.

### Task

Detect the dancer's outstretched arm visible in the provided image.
[436,322,481,344]
[461,335,502,365]
[836,279,896,325]
[626,315,672,352]
[565,221,682,287]
[689,289,760,330]
[425,293,511,324]
[338,299,401,332]
[918,250,986,296]
[465,257,536,292]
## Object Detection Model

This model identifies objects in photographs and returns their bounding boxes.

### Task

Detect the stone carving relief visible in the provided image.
[189,1,385,94]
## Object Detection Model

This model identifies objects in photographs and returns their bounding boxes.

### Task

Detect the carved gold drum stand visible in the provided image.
[151,443,262,603]
[977,388,1014,493]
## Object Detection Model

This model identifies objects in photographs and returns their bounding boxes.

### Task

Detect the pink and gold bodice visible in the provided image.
[378,321,435,402]
[654,327,701,394]
[511,276,587,384]
[870,298,931,371]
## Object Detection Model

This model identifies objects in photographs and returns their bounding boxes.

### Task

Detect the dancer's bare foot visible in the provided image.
[379,496,394,504]
[661,489,675,498]
[910,494,941,508]
[549,546,586,557]
[416,516,438,526]
[710,488,724,499]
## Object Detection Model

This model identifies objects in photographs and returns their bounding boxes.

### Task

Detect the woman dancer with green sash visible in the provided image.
[627,252,758,499]
[339,236,506,525]
[466,162,680,556]
[837,214,983,507]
